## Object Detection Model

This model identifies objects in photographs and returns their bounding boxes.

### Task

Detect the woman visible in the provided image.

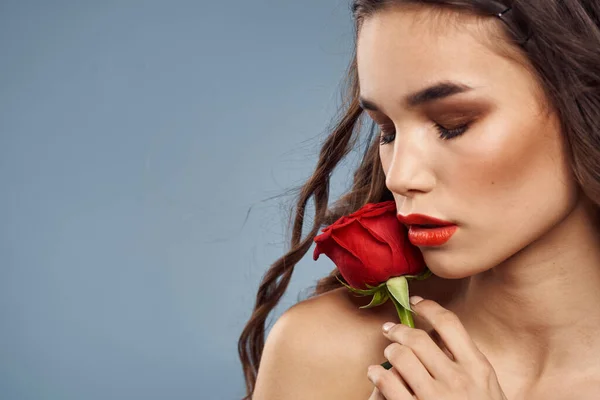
[239,0,600,398]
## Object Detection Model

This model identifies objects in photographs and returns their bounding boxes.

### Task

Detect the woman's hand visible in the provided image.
[367,296,507,400]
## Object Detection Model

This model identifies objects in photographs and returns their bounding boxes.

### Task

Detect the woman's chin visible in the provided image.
[429,267,470,280]
[422,251,483,280]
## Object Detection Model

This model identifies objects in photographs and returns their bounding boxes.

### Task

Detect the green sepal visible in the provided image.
[415,267,432,281]
[403,267,432,281]
[386,276,413,314]
[359,288,390,309]
[335,275,382,296]
[365,282,387,290]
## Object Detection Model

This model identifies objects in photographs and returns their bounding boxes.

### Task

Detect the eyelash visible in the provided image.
[378,123,469,145]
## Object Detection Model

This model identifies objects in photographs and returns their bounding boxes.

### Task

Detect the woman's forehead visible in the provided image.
[355,8,536,110]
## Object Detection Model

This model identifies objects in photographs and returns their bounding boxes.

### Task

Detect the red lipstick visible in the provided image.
[396,214,457,247]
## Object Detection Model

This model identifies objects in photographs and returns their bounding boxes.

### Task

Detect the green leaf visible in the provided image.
[359,289,390,309]
[335,275,378,296]
[386,276,412,312]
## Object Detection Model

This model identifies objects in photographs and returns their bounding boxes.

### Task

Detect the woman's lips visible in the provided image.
[407,225,458,246]
[397,213,458,246]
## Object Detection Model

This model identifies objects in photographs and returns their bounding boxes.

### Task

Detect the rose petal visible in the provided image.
[330,222,393,285]
[358,216,412,275]
[318,240,366,288]
[356,219,389,244]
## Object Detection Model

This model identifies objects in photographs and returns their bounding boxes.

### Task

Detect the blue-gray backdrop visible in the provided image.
[0,1,363,399]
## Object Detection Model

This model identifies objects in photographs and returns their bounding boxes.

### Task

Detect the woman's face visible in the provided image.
[356,6,579,278]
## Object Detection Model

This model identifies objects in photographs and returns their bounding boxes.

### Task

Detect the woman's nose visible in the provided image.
[383,136,436,197]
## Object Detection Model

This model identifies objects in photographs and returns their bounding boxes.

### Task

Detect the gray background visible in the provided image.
[0,1,363,399]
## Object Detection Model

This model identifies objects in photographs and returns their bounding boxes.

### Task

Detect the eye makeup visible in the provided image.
[367,96,494,145]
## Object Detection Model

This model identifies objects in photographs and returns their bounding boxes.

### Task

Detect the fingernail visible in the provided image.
[410,295,424,305]
[382,322,395,332]
[367,365,375,381]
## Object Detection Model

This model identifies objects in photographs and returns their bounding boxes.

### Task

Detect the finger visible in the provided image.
[368,365,413,400]
[368,387,386,400]
[382,344,436,398]
[390,368,416,398]
[409,297,484,367]
[429,329,456,361]
[382,322,456,379]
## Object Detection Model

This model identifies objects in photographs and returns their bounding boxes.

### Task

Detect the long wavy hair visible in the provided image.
[238,0,600,398]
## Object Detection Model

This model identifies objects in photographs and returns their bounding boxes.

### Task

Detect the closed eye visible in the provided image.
[435,123,469,140]
[379,123,469,145]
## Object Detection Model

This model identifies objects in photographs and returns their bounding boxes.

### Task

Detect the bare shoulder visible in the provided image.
[252,276,466,399]
[252,287,394,400]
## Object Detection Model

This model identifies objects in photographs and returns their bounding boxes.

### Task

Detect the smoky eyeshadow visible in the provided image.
[424,99,494,124]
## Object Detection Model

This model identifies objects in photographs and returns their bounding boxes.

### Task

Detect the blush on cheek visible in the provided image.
[455,112,562,197]
[464,112,574,242]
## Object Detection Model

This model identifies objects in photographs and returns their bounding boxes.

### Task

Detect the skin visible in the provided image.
[252,4,600,400]
[356,4,600,399]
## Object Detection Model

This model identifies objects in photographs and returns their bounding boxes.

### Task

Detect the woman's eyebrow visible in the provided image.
[359,81,474,111]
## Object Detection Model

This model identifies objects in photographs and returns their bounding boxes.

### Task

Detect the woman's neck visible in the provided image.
[451,196,600,381]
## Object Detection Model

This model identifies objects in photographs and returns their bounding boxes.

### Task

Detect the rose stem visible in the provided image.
[380,296,414,370]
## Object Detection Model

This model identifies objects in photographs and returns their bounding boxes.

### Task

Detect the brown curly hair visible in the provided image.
[238,0,600,398]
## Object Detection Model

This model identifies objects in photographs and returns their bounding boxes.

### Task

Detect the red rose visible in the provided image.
[313,201,426,290]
